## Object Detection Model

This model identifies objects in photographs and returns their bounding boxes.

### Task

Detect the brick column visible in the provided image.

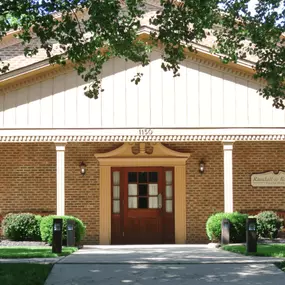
[223,141,234,213]
[55,143,66,216]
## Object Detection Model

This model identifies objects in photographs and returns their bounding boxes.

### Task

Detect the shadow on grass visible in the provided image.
[222,244,285,258]
[0,246,77,258]
[0,263,53,285]
[275,261,285,272]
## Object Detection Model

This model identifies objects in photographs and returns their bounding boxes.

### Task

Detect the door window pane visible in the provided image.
[128,172,137,183]
[149,184,158,195]
[113,200,120,213]
[149,172,158,183]
[166,185,172,199]
[166,200,173,213]
[166,171,173,185]
[112,171,120,214]
[139,172,148,183]
[138,197,148,208]
[128,184,138,195]
[113,186,120,199]
[128,197,137,208]
[139,184,148,196]
[113,171,120,186]
[149,197,158,208]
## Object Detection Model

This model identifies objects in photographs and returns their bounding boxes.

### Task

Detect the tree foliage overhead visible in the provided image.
[0,0,285,108]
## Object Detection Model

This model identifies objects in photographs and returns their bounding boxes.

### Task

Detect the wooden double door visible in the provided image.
[111,167,175,244]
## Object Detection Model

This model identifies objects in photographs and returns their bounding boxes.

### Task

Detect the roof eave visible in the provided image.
[0,30,256,90]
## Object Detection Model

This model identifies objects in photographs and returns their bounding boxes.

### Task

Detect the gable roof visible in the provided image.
[0,6,257,92]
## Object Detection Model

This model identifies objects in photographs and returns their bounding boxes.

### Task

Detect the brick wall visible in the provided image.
[65,141,225,244]
[163,141,285,243]
[0,143,56,215]
[1,141,284,244]
[233,141,285,212]
[0,142,121,244]
[65,142,121,244]
[0,143,57,237]
[164,142,224,244]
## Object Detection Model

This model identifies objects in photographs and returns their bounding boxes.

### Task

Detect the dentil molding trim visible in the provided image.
[0,133,285,143]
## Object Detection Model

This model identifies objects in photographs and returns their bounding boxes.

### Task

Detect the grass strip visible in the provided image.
[222,244,285,258]
[0,246,77,258]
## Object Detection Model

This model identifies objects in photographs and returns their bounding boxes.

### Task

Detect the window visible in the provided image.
[112,171,120,213]
[165,170,173,213]
[128,171,159,209]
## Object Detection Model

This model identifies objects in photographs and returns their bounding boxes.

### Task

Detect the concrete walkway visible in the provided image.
[45,245,285,285]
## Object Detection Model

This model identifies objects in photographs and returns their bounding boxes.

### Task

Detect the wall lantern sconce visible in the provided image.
[80,162,87,176]
[199,160,205,174]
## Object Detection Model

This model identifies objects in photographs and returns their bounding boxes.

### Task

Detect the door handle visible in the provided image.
[158,193,162,209]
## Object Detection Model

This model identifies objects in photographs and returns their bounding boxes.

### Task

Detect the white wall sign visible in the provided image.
[251,171,285,187]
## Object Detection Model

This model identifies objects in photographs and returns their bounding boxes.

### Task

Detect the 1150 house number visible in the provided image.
[138,129,154,136]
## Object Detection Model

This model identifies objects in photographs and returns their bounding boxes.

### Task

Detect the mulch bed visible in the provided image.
[0,240,49,247]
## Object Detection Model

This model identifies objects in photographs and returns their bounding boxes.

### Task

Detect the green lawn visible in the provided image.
[222,244,285,258]
[0,263,52,285]
[0,246,77,258]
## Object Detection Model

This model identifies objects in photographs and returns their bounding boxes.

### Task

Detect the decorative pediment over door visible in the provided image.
[95,142,190,166]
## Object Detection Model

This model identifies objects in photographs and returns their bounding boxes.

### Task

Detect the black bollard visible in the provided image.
[246,217,257,253]
[52,218,63,253]
[221,218,230,245]
[67,220,76,247]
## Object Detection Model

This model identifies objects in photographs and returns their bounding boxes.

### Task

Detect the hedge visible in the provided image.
[2,213,42,241]
[40,215,86,245]
[256,211,283,239]
[206,212,248,243]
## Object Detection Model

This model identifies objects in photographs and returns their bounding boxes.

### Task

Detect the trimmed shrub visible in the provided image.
[206,212,248,243]
[256,211,283,239]
[2,213,42,241]
[34,215,43,240]
[40,215,86,245]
